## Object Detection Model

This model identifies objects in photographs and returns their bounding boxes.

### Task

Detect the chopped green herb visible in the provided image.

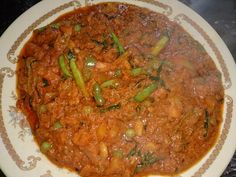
[100,103,121,113]
[40,141,52,153]
[74,24,81,32]
[53,121,62,130]
[37,26,46,32]
[127,145,138,158]
[114,69,122,77]
[134,82,158,102]
[50,23,60,29]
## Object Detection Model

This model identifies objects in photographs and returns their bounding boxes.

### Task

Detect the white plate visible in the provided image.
[0,0,235,177]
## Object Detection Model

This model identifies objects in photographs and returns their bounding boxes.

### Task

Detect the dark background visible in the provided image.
[0,0,235,176]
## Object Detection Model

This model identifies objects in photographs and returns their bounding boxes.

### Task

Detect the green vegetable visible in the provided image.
[37,26,46,32]
[53,121,62,130]
[101,79,119,88]
[58,55,72,78]
[131,68,144,76]
[40,141,52,153]
[50,23,60,29]
[100,103,121,113]
[93,82,105,106]
[133,152,159,174]
[83,106,93,115]
[134,82,158,102]
[69,56,88,98]
[125,128,136,138]
[151,35,169,56]
[114,69,122,77]
[74,24,81,32]
[127,145,137,158]
[113,149,124,158]
[204,110,210,137]
[111,32,125,55]
[85,56,96,68]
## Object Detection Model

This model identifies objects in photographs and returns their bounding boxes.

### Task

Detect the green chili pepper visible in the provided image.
[131,68,144,76]
[93,82,105,106]
[69,58,89,98]
[111,32,125,55]
[134,82,158,102]
[151,35,169,56]
[74,24,81,32]
[100,103,121,113]
[40,141,52,153]
[58,55,72,78]
[101,79,119,88]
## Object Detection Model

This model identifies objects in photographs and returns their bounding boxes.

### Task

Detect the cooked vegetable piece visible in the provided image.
[125,128,136,138]
[133,152,158,174]
[111,32,125,55]
[131,68,144,76]
[114,69,122,77]
[127,145,137,158]
[100,103,121,113]
[40,141,52,153]
[58,55,72,78]
[68,52,88,98]
[134,82,158,102]
[85,56,96,68]
[53,121,62,129]
[101,79,119,88]
[50,23,60,29]
[113,149,124,158]
[74,24,81,32]
[151,35,169,56]
[93,83,105,106]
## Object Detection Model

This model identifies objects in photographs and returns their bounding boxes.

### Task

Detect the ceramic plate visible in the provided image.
[0,0,235,176]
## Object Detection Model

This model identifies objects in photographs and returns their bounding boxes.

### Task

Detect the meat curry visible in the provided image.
[16,2,224,177]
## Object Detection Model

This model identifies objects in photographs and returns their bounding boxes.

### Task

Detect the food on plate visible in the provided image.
[16,2,224,177]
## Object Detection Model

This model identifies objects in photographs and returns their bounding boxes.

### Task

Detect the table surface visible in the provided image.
[0,0,235,176]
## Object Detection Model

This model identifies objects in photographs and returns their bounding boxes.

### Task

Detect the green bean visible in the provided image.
[131,68,144,76]
[151,35,169,56]
[53,121,62,130]
[69,59,89,98]
[40,141,52,153]
[58,55,72,78]
[101,79,119,88]
[74,24,81,32]
[134,82,158,102]
[85,56,96,68]
[93,82,105,106]
[100,103,121,113]
[111,32,125,55]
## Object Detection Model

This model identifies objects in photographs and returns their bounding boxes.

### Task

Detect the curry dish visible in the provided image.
[16,2,224,177]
